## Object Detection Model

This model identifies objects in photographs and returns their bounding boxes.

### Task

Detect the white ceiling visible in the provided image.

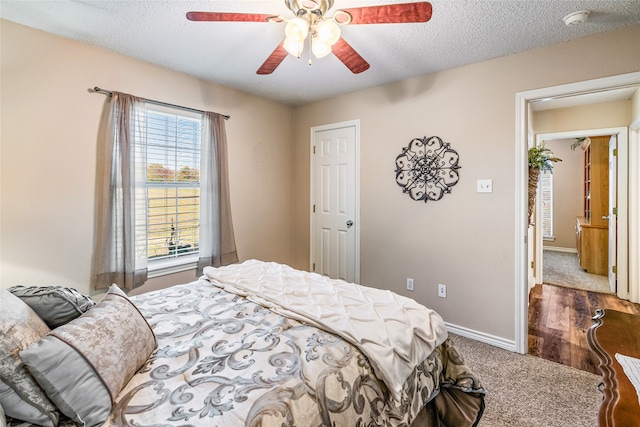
[1,0,639,105]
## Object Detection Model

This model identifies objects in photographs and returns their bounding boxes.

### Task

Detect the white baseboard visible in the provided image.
[543,246,577,254]
[446,322,518,353]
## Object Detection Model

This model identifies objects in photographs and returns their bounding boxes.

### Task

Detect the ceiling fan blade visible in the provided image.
[257,41,289,75]
[186,11,275,22]
[332,38,370,74]
[337,1,432,24]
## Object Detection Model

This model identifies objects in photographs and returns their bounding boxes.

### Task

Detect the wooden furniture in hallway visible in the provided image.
[576,135,609,276]
[528,283,640,374]
[576,217,608,276]
[587,309,640,427]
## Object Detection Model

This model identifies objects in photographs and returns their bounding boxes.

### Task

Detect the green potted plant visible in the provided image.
[528,142,561,224]
[570,136,590,150]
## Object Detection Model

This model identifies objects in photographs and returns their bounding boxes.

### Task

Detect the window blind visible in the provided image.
[541,170,553,239]
[143,108,202,261]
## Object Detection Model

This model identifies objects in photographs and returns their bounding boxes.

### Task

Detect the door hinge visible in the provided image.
[531,261,535,269]
[313,204,316,213]
[313,263,316,271]
[612,265,617,274]
[613,207,617,215]
[313,145,316,154]
[613,148,618,156]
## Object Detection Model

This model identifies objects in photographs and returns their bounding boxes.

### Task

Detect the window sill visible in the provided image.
[543,236,556,242]
[148,255,198,278]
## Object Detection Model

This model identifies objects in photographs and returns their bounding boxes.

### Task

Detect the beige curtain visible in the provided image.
[198,112,238,274]
[93,92,148,290]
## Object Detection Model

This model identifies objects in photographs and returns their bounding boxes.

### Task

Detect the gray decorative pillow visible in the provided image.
[20,284,156,427]
[8,285,96,328]
[0,289,59,427]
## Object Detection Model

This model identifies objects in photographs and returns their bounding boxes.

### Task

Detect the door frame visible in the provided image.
[515,71,640,354]
[534,128,627,295]
[309,119,361,283]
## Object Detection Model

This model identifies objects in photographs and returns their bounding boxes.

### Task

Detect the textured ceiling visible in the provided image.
[1,0,639,105]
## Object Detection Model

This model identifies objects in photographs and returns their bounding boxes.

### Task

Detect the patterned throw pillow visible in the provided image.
[20,285,156,427]
[0,398,5,427]
[0,289,59,427]
[8,285,96,328]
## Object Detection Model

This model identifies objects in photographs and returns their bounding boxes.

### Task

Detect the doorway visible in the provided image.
[527,132,619,370]
[310,120,360,283]
[514,72,640,354]
[533,130,625,295]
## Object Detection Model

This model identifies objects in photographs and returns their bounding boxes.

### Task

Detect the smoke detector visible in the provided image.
[563,10,590,26]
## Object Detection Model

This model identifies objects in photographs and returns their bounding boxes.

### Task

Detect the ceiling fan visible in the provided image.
[186,0,432,75]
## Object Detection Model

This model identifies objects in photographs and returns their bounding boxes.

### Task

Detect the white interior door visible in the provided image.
[310,121,359,283]
[608,135,617,292]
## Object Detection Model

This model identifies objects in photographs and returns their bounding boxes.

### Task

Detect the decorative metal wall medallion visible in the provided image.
[395,136,461,203]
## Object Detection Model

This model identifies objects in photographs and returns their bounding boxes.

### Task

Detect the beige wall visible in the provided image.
[534,100,632,134]
[541,138,583,250]
[534,100,632,250]
[293,25,640,340]
[0,20,296,297]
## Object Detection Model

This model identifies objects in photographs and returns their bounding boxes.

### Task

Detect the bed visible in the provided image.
[1,260,485,427]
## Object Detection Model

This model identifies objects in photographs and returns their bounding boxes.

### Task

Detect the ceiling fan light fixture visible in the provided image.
[312,20,340,58]
[315,20,341,45]
[284,37,305,57]
[312,38,332,58]
[284,14,340,59]
[283,17,309,57]
[285,18,309,41]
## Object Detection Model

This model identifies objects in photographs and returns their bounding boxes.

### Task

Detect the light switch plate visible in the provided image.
[477,179,493,193]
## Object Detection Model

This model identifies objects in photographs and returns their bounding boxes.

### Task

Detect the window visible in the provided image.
[540,170,554,239]
[94,91,236,291]
[143,107,203,267]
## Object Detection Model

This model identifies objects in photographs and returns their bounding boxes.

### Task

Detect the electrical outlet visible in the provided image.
[406,278,414,291]
[438,284,447,298]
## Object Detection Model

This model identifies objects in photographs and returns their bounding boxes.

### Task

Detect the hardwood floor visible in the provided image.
[528,283,640,374]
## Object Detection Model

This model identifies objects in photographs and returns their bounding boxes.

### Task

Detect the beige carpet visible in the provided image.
[542,249,610,293]
[450,334,601,427]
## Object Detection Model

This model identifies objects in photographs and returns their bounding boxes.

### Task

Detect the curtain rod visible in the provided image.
[91,87,230,120]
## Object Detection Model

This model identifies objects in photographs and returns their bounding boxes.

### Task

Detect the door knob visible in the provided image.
[346,220,353,227]
[602,215,609,220]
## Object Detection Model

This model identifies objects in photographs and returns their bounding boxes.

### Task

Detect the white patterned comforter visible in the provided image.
[203,260,449,401]
[99,261,483,427]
